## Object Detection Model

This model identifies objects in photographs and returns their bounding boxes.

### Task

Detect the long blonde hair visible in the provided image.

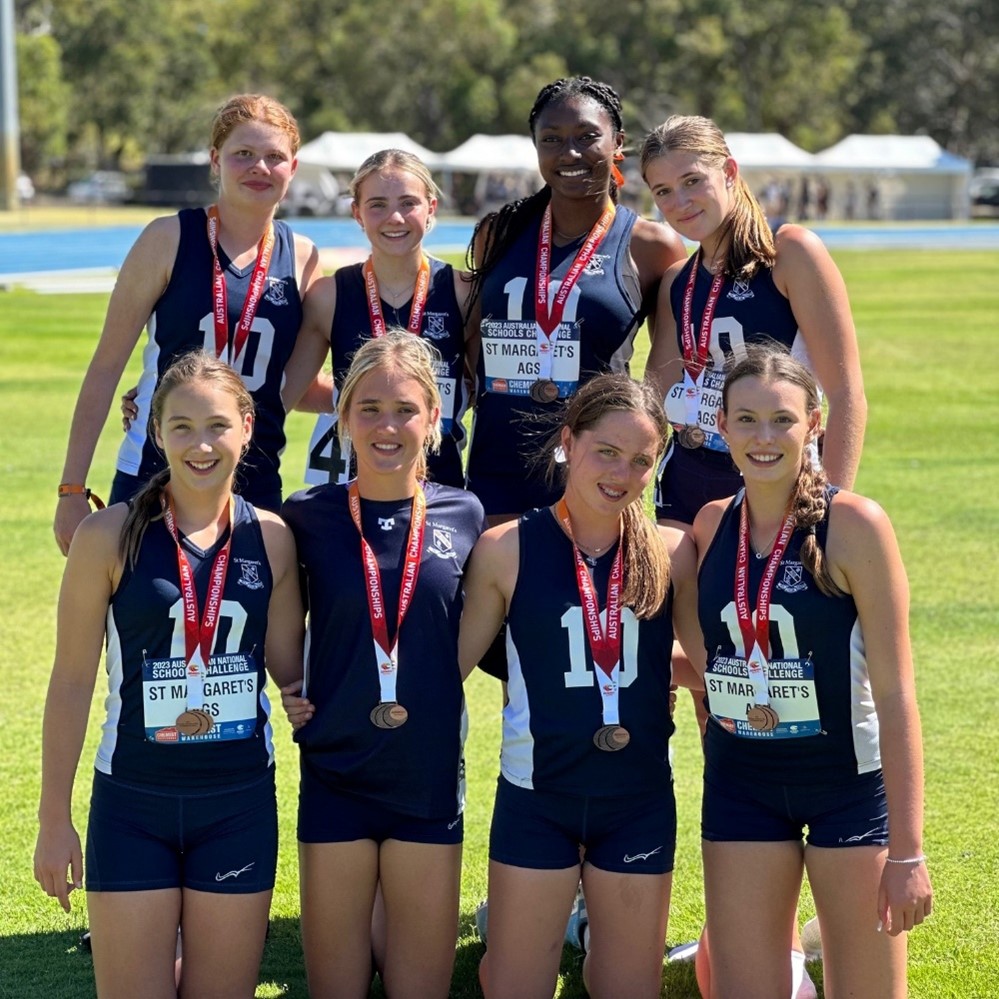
[546,374,671,619]
[337,331,443,481]
[640,115,776,280]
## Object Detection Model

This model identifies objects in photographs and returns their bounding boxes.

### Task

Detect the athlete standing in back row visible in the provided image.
[54,94,320,554]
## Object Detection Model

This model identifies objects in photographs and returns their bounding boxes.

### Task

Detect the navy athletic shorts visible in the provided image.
[85,769,277,893]
[701,762,889,848]
[297,759,463,846]
[654,441,741,524]
[489,775,676,874]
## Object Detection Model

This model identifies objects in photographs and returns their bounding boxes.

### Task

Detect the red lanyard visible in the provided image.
[162,496,234,683]
[679,248,724,381]
[535,203,615,340]
[362,255,431,337]
[348,482,427,691]
[206,205,275,366]
[555,499,624,680]
[734,495,796,664]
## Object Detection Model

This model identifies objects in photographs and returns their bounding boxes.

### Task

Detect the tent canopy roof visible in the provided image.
[297,132,437,171]
[724,132,815,168]
[434,134,540,173]
[813,135,972,173]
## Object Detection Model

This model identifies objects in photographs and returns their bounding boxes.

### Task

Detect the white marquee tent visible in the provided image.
[297,132,437,172]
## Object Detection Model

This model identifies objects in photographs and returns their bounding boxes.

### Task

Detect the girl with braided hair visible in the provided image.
[465,76,685,523]
[692,344,931,999]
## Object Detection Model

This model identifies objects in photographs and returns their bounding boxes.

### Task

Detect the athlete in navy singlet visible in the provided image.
[640,114,866,525]
[283,149,472,493]
[113,206,304,507]
[280,331,484,999]
[54,94,320,555]
[460,374,703,999]
[36,351,304,998]
[464,77,684,519]
[690,347,930,999]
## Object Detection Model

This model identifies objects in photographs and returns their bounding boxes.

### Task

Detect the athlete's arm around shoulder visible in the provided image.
[643,256,689,400]
[53,216,181,555]
[772,224,867,488]
[629,216,686,340]
[825,489,932,932]
[257,509,305,689]
[282,273,336,412]
[457,518,520,680]
[35,505,126,911]
[660,524,706,678]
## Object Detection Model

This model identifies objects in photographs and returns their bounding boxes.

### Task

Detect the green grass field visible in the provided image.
[1,248,997,997]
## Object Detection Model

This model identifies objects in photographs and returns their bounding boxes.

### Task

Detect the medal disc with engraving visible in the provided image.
[679,424,706,449]
[370,702,409,729]
[746,704,780,732]
[176,708,214,736]
[529,378,560,404]
[593,724,631,752]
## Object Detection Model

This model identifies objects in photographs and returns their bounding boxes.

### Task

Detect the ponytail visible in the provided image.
[620,499,671,619]
[118,469,170,569]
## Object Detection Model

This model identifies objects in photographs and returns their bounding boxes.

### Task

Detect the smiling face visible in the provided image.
[210,120,297,208]
[343,364,440,491]
[718,375,821,485]
[643,149,737,246]
[561,409,660,519]
[352,169,436,257]
[154,380,253,494]
[533,95,623,202]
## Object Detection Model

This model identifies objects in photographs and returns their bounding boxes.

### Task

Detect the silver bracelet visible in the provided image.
[885,854,926,865]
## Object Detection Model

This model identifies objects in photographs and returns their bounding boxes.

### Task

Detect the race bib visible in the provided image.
[705,654,820,739]
[664,368,726,451]
[143,652,259,744]
[481,319,581,398]
[432,359,457,426]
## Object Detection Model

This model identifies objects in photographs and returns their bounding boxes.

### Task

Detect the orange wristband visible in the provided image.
[57,483,106,509]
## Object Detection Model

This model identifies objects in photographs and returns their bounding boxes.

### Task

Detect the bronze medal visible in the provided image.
[529,378,560,404]
[679,424,706,449]
[746,704,779,732]
[593,724,631,752]
[370,702,409,729]
[176,708,213,736]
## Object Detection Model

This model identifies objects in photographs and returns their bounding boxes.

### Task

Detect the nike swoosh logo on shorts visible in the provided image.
[623,846,662,863]
[215,862,255,881]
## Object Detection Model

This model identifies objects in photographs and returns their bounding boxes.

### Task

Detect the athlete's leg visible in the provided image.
[87,888,181,999]
[479,860,580,999]
[378,840,462,999]
[580,864,672,999]
[806,845,907,999]
[702,840,804,999]
[177,888,271,998]
[299,840,379,999]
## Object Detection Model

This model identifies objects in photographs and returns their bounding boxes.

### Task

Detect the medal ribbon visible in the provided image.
[678,249,725,425]
[734,496,796,706]
[534,203,616,381]
[162,494,235,710]
[555,499,624,725]
[348,481,427,704]
[362,254,432,337]
[206,205,275,367]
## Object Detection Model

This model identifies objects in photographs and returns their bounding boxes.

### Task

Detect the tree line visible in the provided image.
[14,0,999,184]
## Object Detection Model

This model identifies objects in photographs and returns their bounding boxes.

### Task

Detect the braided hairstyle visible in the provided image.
[118,351,254,569]
[721,345,844,597]
[640,115,775,281]
[464,77,625,318]
[543,373,672,619]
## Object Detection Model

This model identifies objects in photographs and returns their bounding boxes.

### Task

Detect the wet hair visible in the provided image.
[544,373,672,619]
[640,115,775,280]
[119,351,255,568]
[337,330,443,481]
[349,148,441,204]
[721,345,843,597]
[465,77,625,317]
[210,93,301,155]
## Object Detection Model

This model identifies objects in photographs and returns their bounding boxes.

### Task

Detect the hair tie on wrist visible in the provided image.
[885,854,926,865]
[58,483,106,509]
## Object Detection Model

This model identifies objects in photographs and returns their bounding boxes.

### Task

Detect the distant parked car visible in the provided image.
[67,170,130,204]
